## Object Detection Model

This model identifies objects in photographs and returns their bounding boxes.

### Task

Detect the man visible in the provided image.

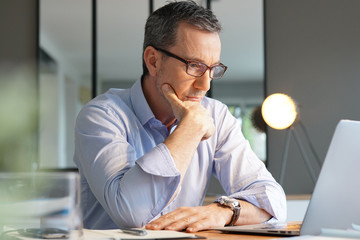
[74,0,286,232]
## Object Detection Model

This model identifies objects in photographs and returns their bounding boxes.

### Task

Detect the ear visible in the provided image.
[144,46,161,77]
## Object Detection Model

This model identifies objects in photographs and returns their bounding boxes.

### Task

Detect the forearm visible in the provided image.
[229,181,287,222]
[208,201,271,226]
[161,83,215,178]
[164,121,204,176]
[234,200,272,225]
[163,119,207,204]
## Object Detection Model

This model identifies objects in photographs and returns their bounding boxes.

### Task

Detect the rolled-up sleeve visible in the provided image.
[213,105,287,222]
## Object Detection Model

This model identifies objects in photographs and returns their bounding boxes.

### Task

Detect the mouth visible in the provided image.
[186,96,202,102]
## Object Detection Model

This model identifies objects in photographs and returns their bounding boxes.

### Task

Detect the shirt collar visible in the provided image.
[130,77,155,125]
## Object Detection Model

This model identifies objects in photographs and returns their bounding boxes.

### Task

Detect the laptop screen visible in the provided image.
[300,120,360,235]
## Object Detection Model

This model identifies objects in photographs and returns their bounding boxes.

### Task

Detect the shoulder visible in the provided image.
[88,88,131,110]
[77,88,134,124]
[87,88,131,111]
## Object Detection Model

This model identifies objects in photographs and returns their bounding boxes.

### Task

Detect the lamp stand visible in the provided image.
[279,125,318,186]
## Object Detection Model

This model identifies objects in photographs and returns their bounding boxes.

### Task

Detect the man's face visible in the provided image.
[156,22,222,103]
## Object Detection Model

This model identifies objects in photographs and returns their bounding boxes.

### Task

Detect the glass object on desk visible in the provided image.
[0,172,82,240]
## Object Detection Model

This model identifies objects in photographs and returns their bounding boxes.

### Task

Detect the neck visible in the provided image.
[142,75,176,126]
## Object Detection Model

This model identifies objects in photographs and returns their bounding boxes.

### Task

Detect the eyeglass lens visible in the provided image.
[187,62,226,79]
[153,46,227,79]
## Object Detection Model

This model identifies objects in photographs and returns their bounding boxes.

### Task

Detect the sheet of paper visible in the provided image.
[83,229,199,239]
[2,229,200,240]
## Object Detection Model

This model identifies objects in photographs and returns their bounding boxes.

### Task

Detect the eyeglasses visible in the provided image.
[153,47,227,80]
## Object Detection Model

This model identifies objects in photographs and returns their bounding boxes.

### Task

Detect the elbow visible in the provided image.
[270,194,287,222]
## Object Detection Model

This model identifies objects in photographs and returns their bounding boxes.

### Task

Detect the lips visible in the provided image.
[186,96,202,102]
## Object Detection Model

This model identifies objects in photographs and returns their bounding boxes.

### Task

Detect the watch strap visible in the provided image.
[228,203,241,226]
[215,196,241,226]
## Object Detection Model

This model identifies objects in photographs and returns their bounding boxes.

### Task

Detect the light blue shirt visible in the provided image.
[74,78,286,229]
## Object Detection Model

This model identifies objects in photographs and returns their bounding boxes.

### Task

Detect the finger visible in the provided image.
[146,207,196,230]
[186,214,226,233]
[161,84,184,109]
[201,122,215,141]
[161,207,202,231]
[164,216,195,231]
[146,212,180,230]
[186,218,210,233]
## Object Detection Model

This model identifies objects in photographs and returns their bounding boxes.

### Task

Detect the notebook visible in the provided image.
[212,119,360,236]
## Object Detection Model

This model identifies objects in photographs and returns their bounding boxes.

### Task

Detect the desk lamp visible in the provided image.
[261,93,321,185]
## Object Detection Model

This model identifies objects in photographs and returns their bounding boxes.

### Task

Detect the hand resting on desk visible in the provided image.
[146,201,271,232]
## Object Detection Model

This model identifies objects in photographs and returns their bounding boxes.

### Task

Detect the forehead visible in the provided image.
[172,22,221,61]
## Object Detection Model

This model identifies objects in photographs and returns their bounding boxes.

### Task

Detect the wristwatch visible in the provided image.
[215,196,241,226]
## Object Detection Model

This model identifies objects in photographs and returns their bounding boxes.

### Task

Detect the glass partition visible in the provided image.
[98,0,148,94]
[39,0,92,169]
[212,0,266,161]
[37,0,265,171]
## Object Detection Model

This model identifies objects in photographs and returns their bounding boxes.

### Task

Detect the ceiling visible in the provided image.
[40,0,264,85]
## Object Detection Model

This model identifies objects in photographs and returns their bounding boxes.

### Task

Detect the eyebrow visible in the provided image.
[185,54,222,66]
[155,46,222,66]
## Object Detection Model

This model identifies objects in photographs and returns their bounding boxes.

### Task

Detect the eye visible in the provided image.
[189,62,206,72]
[188,62,201,69]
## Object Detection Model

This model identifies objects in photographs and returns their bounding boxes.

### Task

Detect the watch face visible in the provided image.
[220,196,239,208]
[225,198,236,204]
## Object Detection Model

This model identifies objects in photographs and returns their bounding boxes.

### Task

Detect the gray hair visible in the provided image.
[142,0,222,76]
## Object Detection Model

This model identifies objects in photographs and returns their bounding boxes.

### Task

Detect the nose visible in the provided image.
[193,71,211,92]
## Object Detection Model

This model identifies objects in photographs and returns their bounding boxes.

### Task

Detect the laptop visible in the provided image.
[213,119,360,236]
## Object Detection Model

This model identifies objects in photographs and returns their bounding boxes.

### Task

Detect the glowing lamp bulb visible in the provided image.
[261,93,297,130]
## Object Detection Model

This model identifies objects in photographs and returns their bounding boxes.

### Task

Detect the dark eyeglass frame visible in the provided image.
[153,46,227,79]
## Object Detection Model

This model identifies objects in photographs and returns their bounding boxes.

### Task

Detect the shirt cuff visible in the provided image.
[136,143,180,177]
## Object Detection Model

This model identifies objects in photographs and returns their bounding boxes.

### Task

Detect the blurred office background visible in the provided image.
[0,0,359,196]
